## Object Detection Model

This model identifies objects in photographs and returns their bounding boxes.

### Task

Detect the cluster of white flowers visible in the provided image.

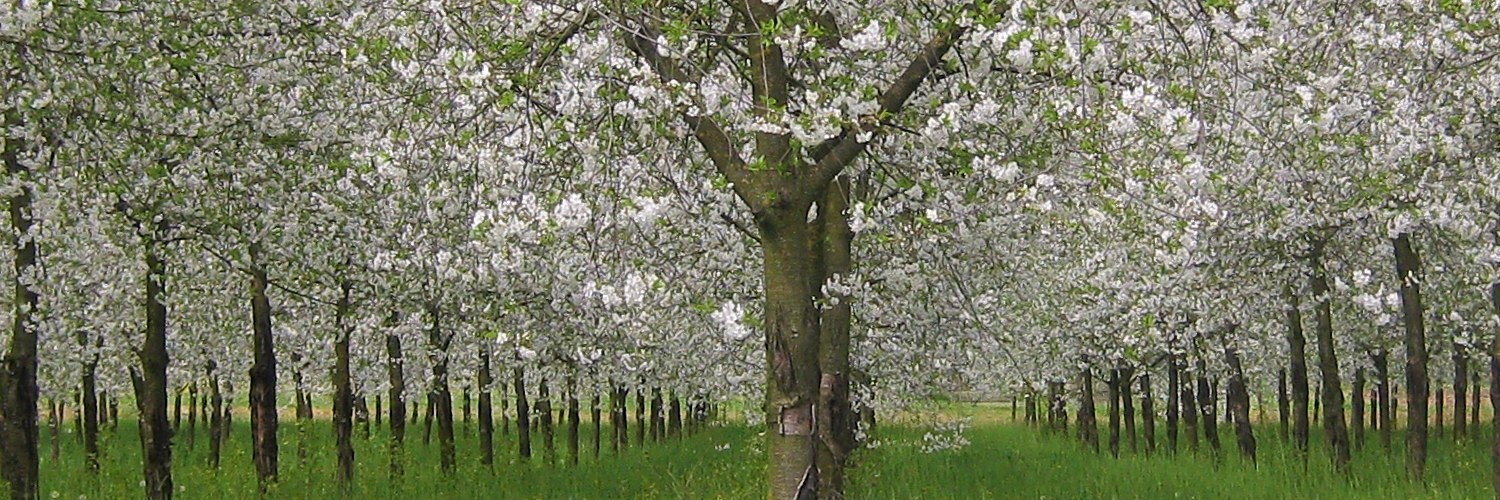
[919,418,972,454]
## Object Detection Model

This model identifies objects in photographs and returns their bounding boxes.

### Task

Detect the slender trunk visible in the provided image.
[462,390,471,433]
[425,306,456,473]
[186,382,197,450]
[375,394,382,429]
[1375,350,1392,451]
[514,368,531,461]
[1309,247,1351,474]
[81,332,101,472]
[206,364,223,469]
[332,282,355,486]
[48,400,59,463]
[500,381,509,436]
[1140,373,1155,455]
[669,393,682,439]
[478,350,494,469]
[1489,270,1500,495]
[591,394,602,459]
[1,120,42,499]
[649,387,663,442]
[1107,368,1121,458]
[609,384,623,454]
[1167,359,1179,453]
[1393,233,1428,481]
[1456,347,1469,441]
[248,246,279,489]
[132,238,174,500]
[1285,285,1311,456]
[1078,366,1099,454]
[1122,367,1137,454]
[634,389,645,446]
[1277,368,1289,442]
[1471,369,1481,429]
[173,390,182,435]
[1226,347,1257,464]
[538,379,555,465]
[1181,356,1199,453]
[1436,387,1446,439]
[386,331,406,480]
[1353,367,1366,449]
[1195,356,1221,455]
[567,379,580,466]
[357,396,370,440]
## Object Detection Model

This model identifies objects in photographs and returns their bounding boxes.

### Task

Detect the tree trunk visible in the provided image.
[1455,347,1469,441]
[609,384,623,454]
[425,306,456,473]
[1107,368,1121,458]
[813,175,855,498]
[538,380,555,465]
[1122,367,1137,454]
[423,396,434,446]
[1309,247,1351,474]
[375,394,382,429]
[386,330,406,480]
[669,393,682,439]
[1078,366,1099,454]
[332,282,355,486]
[514,368,531,461]
[567,380,580,466]
[1226,347,1256,464]
[1167,359,1179,453]
[1285,285,1311,456]
[81,332,101,472]
[248,247,279,489]
[1195,357,1221,455]
[1471,369,1481,429]
[1353,367,1366,448]
[1140,373,1155,455]
[649,387,663,442]
[48,400,59,463]
[1489,271,1500,495]
[173,390,182,435]
[1181,356,1199,453]
[1436,387,1446,439]
[634,389,645,447]
[1277,368,1289,442]
[591,394,602,459]
[1393,233,1428,481]
[206,365,222,469]
[478,350,494,469]
[1,120,42,499]
[1375,350,1392,451]
[186,382,198,450]
[132,239,174,500]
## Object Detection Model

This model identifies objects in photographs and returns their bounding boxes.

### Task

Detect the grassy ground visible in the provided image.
[26,403,1495,498]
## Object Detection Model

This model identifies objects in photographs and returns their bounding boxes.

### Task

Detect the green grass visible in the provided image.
[27,404,1496,498]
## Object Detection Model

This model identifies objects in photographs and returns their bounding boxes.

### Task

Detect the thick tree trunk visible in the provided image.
[1277,368,1289,442]
[514,368,531,461]
[386,331,406,480]
[1393,233,1428,481]
[248,249,279,489]
[425,306,456,473]
[1226,347,1256,464]
[1140,373,1156,455]
[1309,248,1351,474]
[813,176,855,499]
[1078,366,1099,453]
[1167,359,1179,453]
[1107,368,1121,458]
[1490,274,1500,496]
[1353,367,1366,449]
[1285,286,1311,456]
[1375,350,1392,451]
[1,122,42,499]
[333,282,355,486]
[1195,357,1221,455]
[133,240,174,500]
[478,350,494,469]
[81,332,101,472]
[1456,347,1469,441]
